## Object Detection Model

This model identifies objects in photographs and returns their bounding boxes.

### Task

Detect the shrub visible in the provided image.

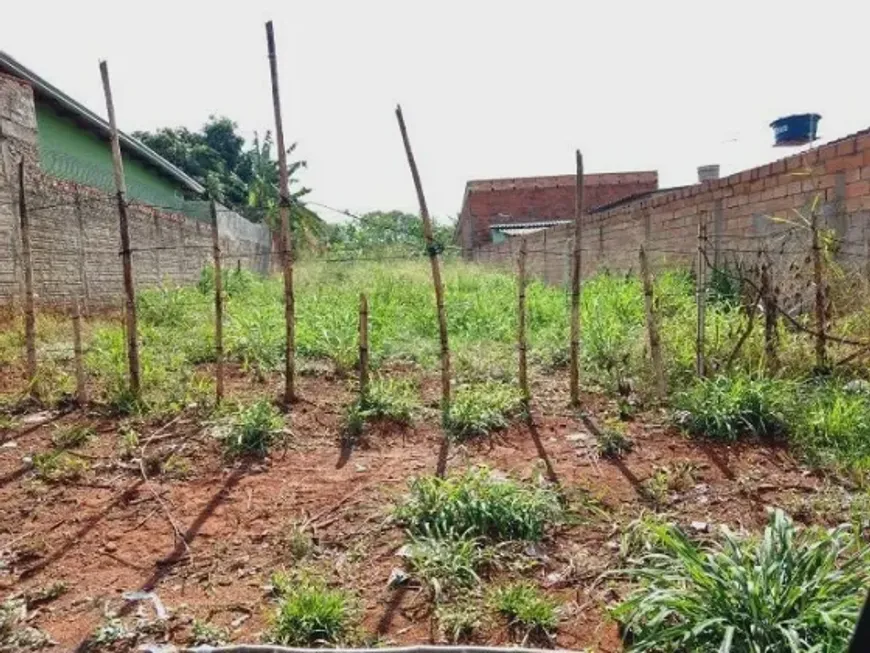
[270,576,355,646]
[395,466,562,542]
[220,400,285,458]
[490,582,558,640]
[596,428,634,458]
[51,424,95,450]
[445,382,525,438]
[404,527,489,598]
[345,377,419,437]
[674,374,792,440]
[612,509,870,652]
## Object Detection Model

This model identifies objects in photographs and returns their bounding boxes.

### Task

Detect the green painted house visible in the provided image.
[0,51,206,217]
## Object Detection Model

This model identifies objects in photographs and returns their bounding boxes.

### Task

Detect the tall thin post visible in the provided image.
[760,255,778,373]
[569,149,584,406]
[696,218,707,377]
[18,160,36,389]
[359,293,369,401]
[209,200,225,404]
[517,238,529,406]
[266,20,296,405]
[395,105,451,415]
[810,209,827,370]
[639,246,666,399]
[72,298,86,404]
[99,60,140,397]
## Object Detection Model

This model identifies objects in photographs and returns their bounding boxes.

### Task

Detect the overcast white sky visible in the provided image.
[2,1,867,223]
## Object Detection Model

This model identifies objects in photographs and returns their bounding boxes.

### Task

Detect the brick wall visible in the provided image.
[471,131,870,287]
[0,72,272,308]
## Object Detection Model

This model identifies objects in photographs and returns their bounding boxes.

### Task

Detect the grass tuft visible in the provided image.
[218,399,285,458]
[490,582,558,641]
[269,573,355,647]
[613,508,870,651]
[51,424,94,450]
[445,382,525,439]
[395,466,562,542]
[32,451,87,483]
[404,527,489,598]
[345,377,419,437]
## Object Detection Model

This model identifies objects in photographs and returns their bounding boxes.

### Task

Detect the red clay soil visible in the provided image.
[0,368,851,652]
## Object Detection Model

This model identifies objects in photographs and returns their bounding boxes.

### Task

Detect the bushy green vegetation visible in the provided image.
[345,377,419,437]
[269,573,356,647]
[395,466,562,542]
[404,528,489,598]
[218,399,285,458]
[613,509,869,652]
[445,382,525,438]
[490,582,559,641]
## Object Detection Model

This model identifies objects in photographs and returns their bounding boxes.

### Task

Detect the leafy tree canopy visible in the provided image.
[326,210,456,257]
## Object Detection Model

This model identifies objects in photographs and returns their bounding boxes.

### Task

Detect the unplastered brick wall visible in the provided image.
[472,130,870,285]
[0,72,272,308]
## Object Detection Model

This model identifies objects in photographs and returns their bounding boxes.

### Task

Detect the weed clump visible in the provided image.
[596,427,634,458]
[396,466,562,542]
[613,509,869,651]
[445,382,525,439]
[269,573,355,647]
[345,377,419,437]
[219,400,285,458]
[674,374,791,440]
[490,582,559,642]
[51,424,94,450]
[32,451,87,482]
[404,527,489,598]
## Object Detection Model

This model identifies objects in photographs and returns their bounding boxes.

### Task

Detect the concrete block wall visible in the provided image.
[472,129,870,287]
[0,72,272,308]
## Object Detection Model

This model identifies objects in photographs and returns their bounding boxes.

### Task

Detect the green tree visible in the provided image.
[327,210,455,256]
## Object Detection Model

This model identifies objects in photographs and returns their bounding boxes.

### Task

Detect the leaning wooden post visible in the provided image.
[359,293,369,402]
[72,298,86,404]
[760,254,779,374]
[639,245,667,399]
[695,217,707,377]
[395,105,451,416]
[517,238,530,406]
[266,20,296,406]
[810,207,827,370]
[18,159,36,391]
[99,60,140,398]
[209,200,225,404]
[569,149,584,406]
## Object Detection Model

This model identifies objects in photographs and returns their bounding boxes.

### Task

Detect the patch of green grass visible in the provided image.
[189,619,228,646]
[218,399,285,458]
[490,582,559,641]
[345,377,419,437]
[395,466,562,542]
[32,451,87,483]
[404,528,490,598]
[596,427,634,458]
[435,599,484,643]
[51,424,94,450]
[675,374,792,440]
[613,509,869,652]
[445,382,525,439]
[269,574,355,647]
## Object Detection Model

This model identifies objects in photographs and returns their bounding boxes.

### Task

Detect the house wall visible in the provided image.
[471,132,870,287]
[35,103,188,213]
[0,71,272,308]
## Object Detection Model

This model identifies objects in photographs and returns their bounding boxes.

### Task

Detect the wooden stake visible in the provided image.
[811,208,827,370]
[100,60,140,397]
[72,298,86,404]
[570,149,584,406]
[359,293,369,401]
[760,255,779,373]
[209,200,225,404]
[639,246,666,399]
[395,105,451,415]
[265,20,296,406]
[696,218,707,377]
[18,159,36,390]
[517,238,529,406]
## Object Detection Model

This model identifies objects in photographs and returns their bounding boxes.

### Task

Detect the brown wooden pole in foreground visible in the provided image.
[760,254,779,373]
[18,159,36,391]
[99,60,140,397]
[72,298,86,404]
[209,200,225,404]
[695,218,707,378]
[266,20,296,405]
[395,105,451,416]
[639,245,667,400]
[810,208,827,370]
[517,238,529,406]
[359,293,369,401]
[569,149,584,406]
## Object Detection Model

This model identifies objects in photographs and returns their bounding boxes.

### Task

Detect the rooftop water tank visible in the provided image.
[770,113,821,146]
